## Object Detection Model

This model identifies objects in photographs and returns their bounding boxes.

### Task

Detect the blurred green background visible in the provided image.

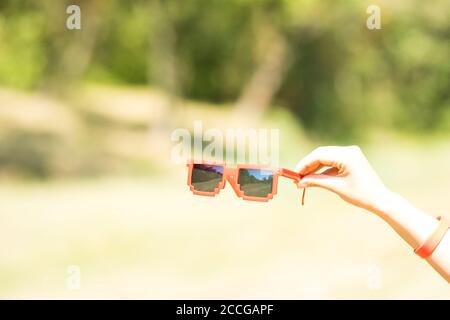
[0,0,449,298]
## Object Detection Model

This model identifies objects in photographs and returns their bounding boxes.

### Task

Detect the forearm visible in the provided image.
[370,190,449,281]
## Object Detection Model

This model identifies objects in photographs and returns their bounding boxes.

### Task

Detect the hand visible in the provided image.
[296,146,450,281]
[295,146,391,214]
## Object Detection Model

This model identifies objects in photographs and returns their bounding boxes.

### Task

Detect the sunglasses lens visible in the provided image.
[238,169,274,197]
[191,164,224,192]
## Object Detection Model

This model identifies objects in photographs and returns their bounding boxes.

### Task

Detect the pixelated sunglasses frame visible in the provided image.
[187,160,305,204]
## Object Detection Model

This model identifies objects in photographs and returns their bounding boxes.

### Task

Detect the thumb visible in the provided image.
[297,173,340,193]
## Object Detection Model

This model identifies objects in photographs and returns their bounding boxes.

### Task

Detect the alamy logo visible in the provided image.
[171,121,280,166]
[66,265,81,290]
[366,5,381,30]
[66,5,81,30]
[367,264,382,290]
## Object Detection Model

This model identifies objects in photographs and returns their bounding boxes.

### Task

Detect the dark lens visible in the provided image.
[191,164,224,192]
[238,169,274,197]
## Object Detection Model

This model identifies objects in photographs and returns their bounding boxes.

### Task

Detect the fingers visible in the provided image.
[322,167,339,176]
[297,173,339,193]
[295,146,341,175]
[297,167,339,189]
[295,147,346,193]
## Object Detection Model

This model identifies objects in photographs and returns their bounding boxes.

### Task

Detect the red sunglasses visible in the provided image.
[187,161,305,204]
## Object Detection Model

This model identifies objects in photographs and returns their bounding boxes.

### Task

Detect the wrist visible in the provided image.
[367,188,400,218]
[368,189,440,247]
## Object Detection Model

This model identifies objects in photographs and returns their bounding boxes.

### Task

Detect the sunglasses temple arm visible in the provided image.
[281,169,306,206]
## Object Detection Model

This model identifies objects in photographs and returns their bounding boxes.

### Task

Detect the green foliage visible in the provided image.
[0,0,449,139]
[0,5,46,89]
[89,2,151,85]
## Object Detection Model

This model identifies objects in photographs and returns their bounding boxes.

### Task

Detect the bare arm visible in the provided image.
[295,146,450,282]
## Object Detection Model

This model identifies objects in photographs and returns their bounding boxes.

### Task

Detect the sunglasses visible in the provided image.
[186,161,306,204]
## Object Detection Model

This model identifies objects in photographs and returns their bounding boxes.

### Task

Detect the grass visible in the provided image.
[0,85,449,299]
[1,140,450,299]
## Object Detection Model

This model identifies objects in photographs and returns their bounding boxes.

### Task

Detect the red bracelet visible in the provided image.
[414,216,450,258]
